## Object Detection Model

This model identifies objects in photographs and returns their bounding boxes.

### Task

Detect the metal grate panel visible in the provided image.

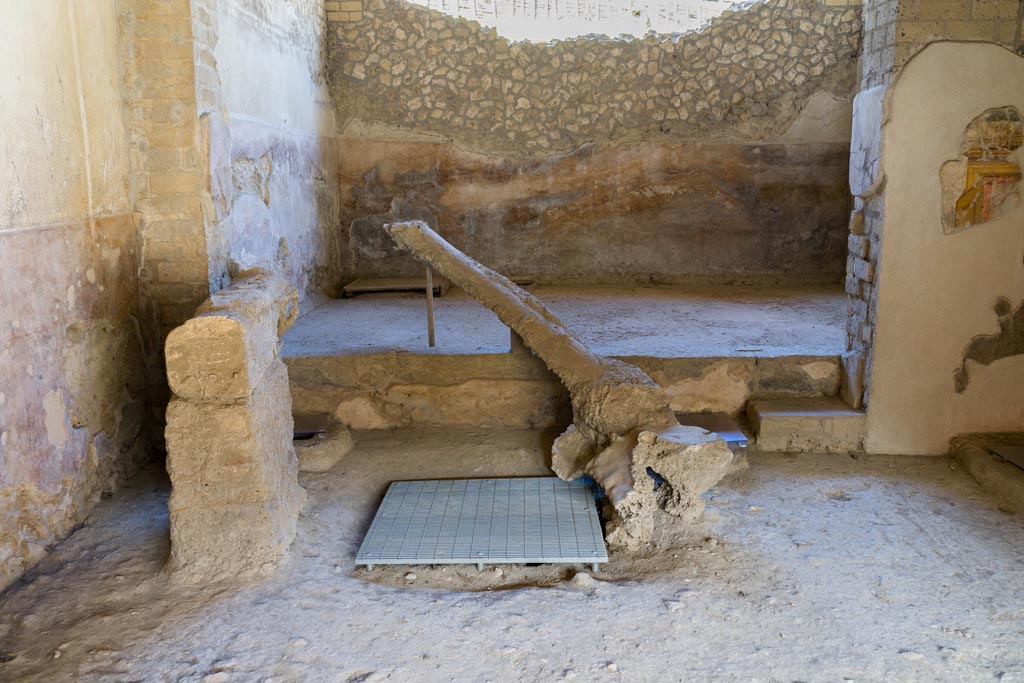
[356,477,608,569]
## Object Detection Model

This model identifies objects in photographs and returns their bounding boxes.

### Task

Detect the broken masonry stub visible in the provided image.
[941,106,1023,234]
[163,268,308,582]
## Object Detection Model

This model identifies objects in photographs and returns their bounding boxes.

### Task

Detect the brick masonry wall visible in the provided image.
[117,0,214,337]
[862,0,1023,89]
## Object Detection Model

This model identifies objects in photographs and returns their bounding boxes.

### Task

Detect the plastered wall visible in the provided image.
[327,0,863,283]
[843,0,1024,408]
[0,2,155,591]
[0,0,344,592]
[864,42,1024,454]
[204,0,343,302]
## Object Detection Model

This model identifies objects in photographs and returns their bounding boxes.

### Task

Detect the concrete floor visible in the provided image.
[283,284,847,358]
[1,428,1022,682]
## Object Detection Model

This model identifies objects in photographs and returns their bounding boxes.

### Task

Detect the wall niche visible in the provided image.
[940,106,1023,233]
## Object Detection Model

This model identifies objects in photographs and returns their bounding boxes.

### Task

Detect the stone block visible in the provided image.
[845,273,862,297]
[848,234,869,258]
[849,209,866,235]
[749,397,866,453]
[849,86,886,197]
[166,497,304,581]
[972,0,1019,19]
[166,361,298,507]
[913,0,970,20]
[852,257,875,283]
[165,356,305,580]
[952,434,1024,513]
[165,270,297,402]
[839,350,865,409]
[944,20,996,40]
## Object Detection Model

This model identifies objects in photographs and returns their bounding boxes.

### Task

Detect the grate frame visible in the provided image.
[355,477,608,570]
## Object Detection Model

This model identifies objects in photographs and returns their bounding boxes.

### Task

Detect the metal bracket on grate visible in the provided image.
[355,477,608,572]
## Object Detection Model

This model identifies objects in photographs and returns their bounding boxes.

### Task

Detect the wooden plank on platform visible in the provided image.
[341,277,450,297]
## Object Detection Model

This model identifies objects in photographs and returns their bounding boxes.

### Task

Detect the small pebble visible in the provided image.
[405,572,417,581]
[213,658,237,671]
[606,662,618,672]
[571,572,596,588]
[493,568,503,577]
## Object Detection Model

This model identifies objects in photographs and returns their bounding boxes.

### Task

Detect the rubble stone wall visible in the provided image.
[328,0,862,152]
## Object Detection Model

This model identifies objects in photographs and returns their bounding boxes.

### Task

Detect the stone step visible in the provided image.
[748,397,865,454]
[286,353,842,430]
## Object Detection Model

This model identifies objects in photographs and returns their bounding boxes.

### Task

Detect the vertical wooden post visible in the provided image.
[510,329,529,354]
[426,267,436,347]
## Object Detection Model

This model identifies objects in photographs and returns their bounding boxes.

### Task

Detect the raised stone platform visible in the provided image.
[284,284,845,358]
[283,285,846,429]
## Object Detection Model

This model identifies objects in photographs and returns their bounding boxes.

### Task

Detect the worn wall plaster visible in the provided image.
[328,0,860,283]
[213,0,343,302]
[865,42,1024,454]
[0,4,156,591]
[337,137,854,283]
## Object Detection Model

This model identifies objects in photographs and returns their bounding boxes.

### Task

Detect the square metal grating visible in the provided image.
[356,477,608,571]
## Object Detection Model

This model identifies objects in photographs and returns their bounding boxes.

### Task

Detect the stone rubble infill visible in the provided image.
[328,0,860,151]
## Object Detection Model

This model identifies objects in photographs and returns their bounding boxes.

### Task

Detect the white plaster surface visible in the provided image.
[865,42,1024,455]
[778,90,854,144]
[214,0,334,136]
[213,0,340,302]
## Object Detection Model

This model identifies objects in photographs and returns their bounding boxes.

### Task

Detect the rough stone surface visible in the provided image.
[384,221,737,546]
[328,0,861,152]
[166,269,298,402]
[286,353,842,429]
[749,397,866,453]
[164,270,308,581]
[951,433,1024,513]
[605,427,736,549]
[295,424,355,473]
